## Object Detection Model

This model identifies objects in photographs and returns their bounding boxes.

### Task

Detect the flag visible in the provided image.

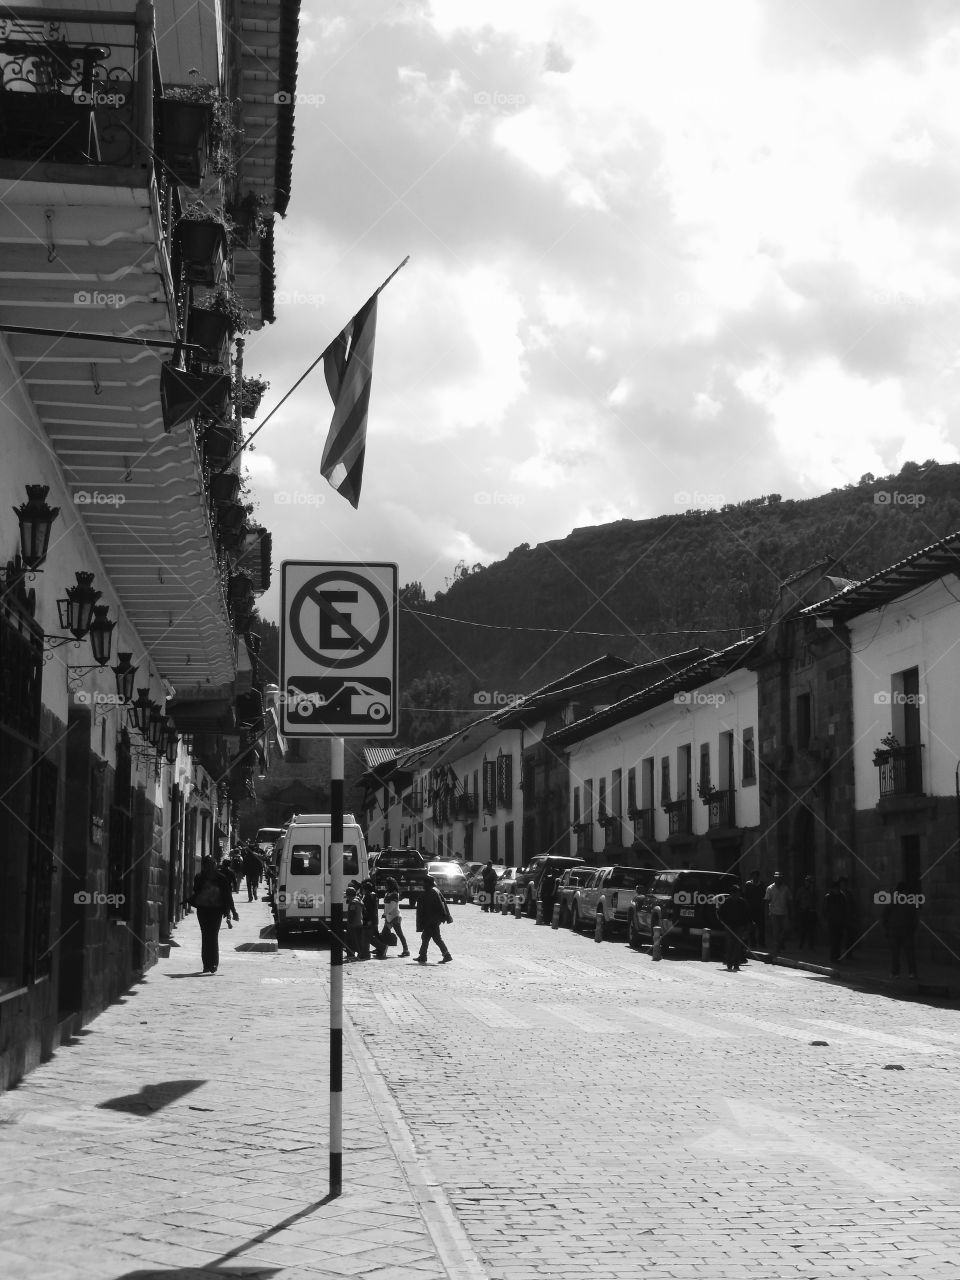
[320,293,378,508]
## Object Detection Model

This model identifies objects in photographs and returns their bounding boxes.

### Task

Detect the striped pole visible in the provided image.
[329,736,344,1197]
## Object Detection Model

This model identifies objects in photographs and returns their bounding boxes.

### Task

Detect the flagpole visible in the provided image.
[217,256,410,475]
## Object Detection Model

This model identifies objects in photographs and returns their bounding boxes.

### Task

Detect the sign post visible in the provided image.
[279,561,398,1198]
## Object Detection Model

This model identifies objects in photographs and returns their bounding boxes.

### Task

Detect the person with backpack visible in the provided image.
[241,844,263,901]
[415,876,453,963]
[480,860,499,913]
[375,878,410,958]
[190,854,237,973]
[345,885,365,961]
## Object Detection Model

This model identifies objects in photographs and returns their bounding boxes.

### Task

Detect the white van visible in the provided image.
[274,813,369,944]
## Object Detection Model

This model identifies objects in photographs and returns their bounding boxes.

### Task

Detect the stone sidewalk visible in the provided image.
[0,899,471,1280]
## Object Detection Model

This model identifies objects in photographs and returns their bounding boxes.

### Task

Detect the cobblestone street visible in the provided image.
[3,898,960,1279]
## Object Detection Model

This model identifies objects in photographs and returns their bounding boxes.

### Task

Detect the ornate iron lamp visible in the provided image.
[112,652,137,703]
[88,605,116,667]
[57,571,100,639]
[13,484,59,569]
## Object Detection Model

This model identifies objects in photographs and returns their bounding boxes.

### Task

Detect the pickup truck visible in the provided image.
[556,867,598,927]
[568,865,658,940]
[369,847,432,904]
[515,855,585,917]
[629,869,739,952]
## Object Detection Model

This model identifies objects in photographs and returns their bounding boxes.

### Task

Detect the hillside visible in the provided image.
[398,461,960,715]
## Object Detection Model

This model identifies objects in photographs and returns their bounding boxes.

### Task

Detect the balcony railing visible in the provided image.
[0,7,155,170]
[705,788,736,829]
[877,744,924,798]
[664,797,693,836]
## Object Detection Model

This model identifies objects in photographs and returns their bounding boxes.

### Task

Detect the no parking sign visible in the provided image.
[280,560,398,737]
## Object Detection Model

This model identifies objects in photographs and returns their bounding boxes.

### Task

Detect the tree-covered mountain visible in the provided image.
[398,461,960,720]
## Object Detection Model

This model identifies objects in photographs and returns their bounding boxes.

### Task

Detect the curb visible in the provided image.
[750,950,956,1000]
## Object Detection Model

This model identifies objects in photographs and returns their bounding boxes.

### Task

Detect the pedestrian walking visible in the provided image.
[764,871,792,959]
[884,882,919,979]
[189,854,237,973]
[480,859,499,913]
[795,874,818,949]
[743,869,766,948]
[242,844,262,901]
[360,879,378,957]
[415,876,453,963]
[717,882,751,971]
[345,886,365,961]
[375,878,410,958]
[823,879,848,962]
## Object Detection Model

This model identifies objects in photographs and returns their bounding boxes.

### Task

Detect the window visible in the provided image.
[660,757,671,806]
[291,846,323,875]
[490,827,499,861]
[523,758,536,802]
[611,769,622,820]
[677,745,691,798]
[504,821,514,867]
[573,786,581,824]
[742,727,756,784]
[497,752,513,807]
[699,743,711,794]
[598,776,607,820]
[584,778,594,826]
[482,759,497,813]
[641,758,654,810]
[796,692,812,749]
[719,731,734,790]
[464,824,473,860]
[891,666,921,745]
[627,767,637,814]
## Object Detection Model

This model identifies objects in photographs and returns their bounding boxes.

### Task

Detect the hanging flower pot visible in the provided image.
[160,363,230,432]
[202,423,237,465]
[186,308,231,361]
[239,375,269,419]
[219,520,248,553]
[159,98,213,188]
[218,501,247,534]
[176,218,228,285]
[209,472,242,505]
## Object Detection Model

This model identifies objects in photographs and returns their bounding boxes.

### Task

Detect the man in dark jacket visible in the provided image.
[717,882,751,972]
[190,854,237,973]
[480,860,499,913]
[242,845,263,901]
[415,877,453,963]
[824,880,849,962]
[742,870,765,948]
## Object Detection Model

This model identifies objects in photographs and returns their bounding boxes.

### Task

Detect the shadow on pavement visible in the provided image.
[98,1079,205,1114]
[164,971,207,979]
[113,1269,280,1279]
[234,942,277,952]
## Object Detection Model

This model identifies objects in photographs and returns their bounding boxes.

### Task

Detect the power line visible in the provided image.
[401,606,746,640]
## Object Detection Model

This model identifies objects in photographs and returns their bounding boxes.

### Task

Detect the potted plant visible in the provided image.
[239,375,269,418]
[187,284,251,358]
[228,190,272,247]
[200,419,238,465]
[209,472,242,505]
[872,732,901,768]
[160,81,214,188]
[160,361,230,432]
[176,200,230,285]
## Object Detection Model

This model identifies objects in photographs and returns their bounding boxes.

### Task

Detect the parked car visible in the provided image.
[515,855,585,917]
[369,847,432,904]
[570,865,659,939]
[495,869,519,913]
[556,866,598,927]
[629,869,740,953]
[427,860,469,904]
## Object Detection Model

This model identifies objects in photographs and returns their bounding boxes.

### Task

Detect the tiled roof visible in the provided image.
[802,529,960,622]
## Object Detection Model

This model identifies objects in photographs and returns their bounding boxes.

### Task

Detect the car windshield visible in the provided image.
[429,862,464,877]
[382,851,424,868]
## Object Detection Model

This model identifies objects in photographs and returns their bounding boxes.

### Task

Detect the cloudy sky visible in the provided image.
[244,0,960,622]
